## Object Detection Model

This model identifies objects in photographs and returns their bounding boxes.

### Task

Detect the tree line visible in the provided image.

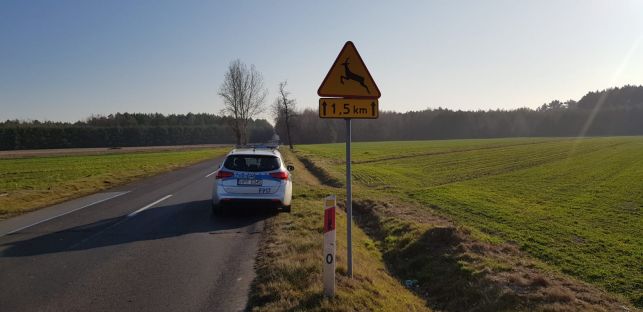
[0,113,273,150]
[3,83,642,150]
[274,85,643,144]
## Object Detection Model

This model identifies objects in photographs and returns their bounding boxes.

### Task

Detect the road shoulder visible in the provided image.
[247,149,430,311]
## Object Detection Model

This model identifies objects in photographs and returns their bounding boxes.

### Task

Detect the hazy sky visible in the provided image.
[1,1,642,122]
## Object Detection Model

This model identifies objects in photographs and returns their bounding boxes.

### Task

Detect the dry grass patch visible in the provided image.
[352,199,635,311]
[248,149,429,311]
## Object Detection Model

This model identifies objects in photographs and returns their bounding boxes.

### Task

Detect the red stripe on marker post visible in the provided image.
[323,206,336,233]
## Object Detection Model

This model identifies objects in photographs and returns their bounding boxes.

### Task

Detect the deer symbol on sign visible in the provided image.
[340,58,370,94]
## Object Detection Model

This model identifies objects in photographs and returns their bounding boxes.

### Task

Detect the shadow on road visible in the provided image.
[1,199,275,257]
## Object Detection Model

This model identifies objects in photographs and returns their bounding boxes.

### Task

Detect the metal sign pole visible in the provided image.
[345,118,353,277]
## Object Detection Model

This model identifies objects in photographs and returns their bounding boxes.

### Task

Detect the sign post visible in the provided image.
[345,120,352,276]
[318,41,381,278]
[323,195,337,297]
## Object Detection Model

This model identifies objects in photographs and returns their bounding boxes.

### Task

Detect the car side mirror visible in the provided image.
[287,164,295,171]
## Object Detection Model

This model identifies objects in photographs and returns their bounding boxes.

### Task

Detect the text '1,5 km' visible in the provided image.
[319,98,378,119]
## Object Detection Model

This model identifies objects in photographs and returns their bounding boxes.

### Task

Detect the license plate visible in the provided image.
[237,179,262,186]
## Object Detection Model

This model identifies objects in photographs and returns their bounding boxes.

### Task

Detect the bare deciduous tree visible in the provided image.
[272,81,296,149]
[218,59,267,145]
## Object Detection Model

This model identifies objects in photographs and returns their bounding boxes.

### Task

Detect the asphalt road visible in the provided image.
[0,156,270,312]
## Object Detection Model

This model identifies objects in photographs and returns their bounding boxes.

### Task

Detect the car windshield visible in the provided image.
[224,155,280,172]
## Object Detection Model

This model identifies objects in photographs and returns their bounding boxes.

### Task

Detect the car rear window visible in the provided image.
[223,155,280,172]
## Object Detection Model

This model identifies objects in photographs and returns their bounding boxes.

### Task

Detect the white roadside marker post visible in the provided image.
[323,195,337,297]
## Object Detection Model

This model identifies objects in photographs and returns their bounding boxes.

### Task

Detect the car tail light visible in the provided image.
[215,170,233,179]
[270,171,289,180]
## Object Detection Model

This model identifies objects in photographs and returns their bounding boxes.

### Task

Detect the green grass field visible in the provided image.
[0,147,229,217]
[297,137,643,306]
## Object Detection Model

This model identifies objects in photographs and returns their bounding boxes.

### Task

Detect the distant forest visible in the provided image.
[3,85,643,150]
[0,113,273,150]
[274,85,643,144]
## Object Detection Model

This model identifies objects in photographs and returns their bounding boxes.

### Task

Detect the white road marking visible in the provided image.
[205,170,217,178]
[127,195,173,217]
[4,191,129,236]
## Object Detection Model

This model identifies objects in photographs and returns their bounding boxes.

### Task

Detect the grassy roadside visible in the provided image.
[350,198,632,311]
[248,149,430,311]
[294,140,638,311]
[296,137,643,307]
[0,147,229,218]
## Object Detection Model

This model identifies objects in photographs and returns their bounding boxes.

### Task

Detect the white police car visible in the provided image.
[212,145,293,214]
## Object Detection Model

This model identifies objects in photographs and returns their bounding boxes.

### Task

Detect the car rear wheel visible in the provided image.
[282,205,291,213]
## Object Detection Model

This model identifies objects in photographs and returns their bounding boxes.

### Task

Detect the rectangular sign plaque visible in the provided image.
[319,98,378,119]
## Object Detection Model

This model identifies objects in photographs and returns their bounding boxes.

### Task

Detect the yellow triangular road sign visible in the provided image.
[318,41,380,99]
